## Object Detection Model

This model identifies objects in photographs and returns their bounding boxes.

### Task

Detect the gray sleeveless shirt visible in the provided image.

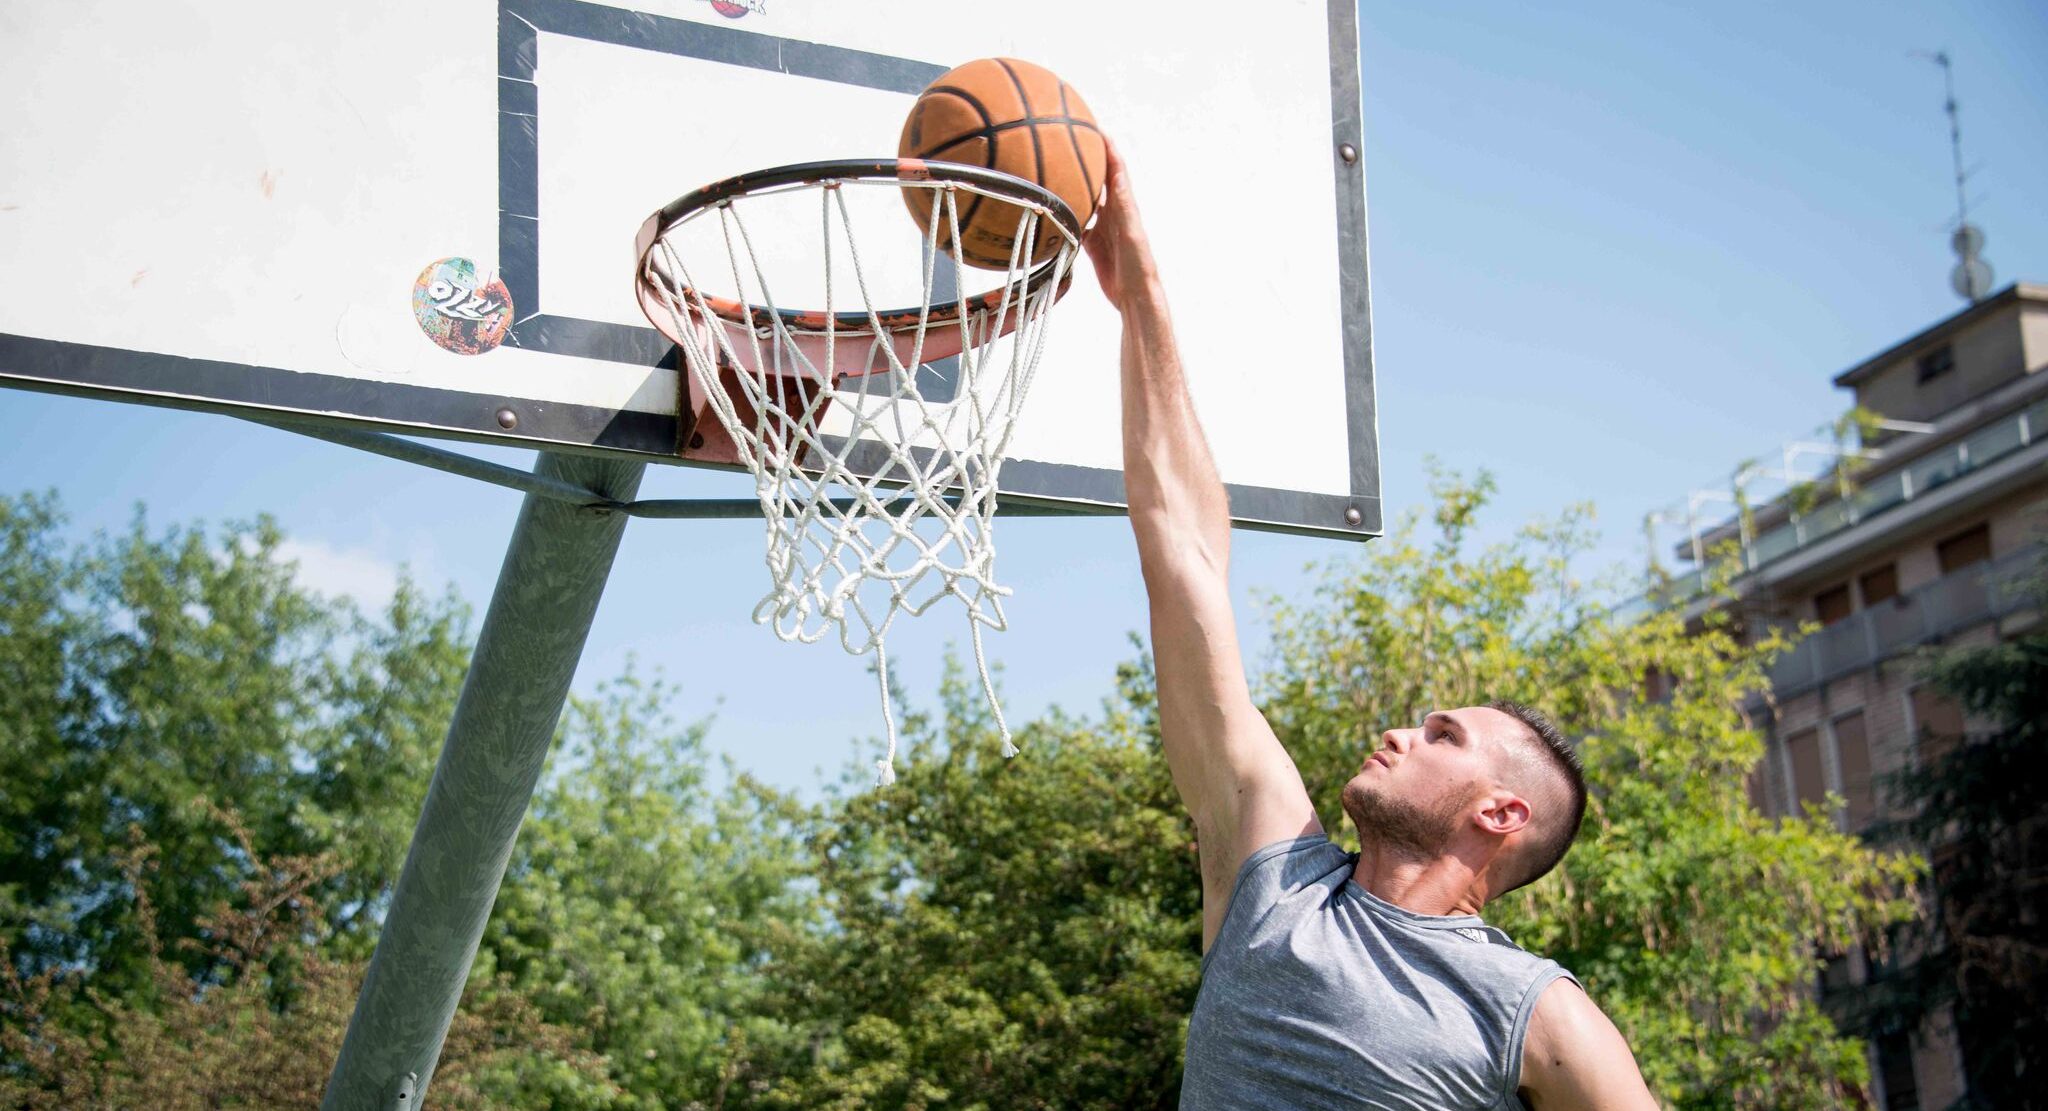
[1181,836,1574,1110]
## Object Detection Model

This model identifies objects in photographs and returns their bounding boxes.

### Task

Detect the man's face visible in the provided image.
[1340,707,1521,857]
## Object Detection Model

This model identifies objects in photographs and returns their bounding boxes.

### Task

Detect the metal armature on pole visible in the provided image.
[322,452,646,1111]
[1914,48,1995,303]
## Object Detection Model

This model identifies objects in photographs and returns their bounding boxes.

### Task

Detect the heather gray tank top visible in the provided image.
[1181,836,1574,1110]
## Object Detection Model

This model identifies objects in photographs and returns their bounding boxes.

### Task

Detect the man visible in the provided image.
[1084,140,1660,1110]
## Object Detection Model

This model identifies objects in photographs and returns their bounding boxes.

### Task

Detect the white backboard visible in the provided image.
[0,0,1379,537]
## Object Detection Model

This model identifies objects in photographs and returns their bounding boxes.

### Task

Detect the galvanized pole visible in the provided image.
[322,452,645,1110]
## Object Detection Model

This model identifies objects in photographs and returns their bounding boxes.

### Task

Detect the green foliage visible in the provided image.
[1,478,1929,1109]
[1864,560,2047,1110]
[1257,469,1919,1107]
[741,657,1200,1110]
[476,671,817,1109]
[0,805,615,1110]
[0,491,471,997]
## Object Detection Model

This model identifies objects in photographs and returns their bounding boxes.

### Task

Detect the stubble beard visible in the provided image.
[1340,776,1470,858]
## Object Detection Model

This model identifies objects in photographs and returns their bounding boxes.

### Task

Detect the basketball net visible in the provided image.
[637,172,1080,784]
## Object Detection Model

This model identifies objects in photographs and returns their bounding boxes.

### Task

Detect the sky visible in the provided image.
[4,0,2045,798]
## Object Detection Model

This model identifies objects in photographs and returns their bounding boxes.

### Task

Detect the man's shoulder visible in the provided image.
[1519,979,1660,1108]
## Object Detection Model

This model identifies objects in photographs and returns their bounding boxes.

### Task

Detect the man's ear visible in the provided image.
[1475,792,1531,837]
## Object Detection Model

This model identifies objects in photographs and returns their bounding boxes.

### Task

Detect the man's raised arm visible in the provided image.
[1086,141,1320,947]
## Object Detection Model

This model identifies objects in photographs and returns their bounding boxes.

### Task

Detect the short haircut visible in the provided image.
[1486,699,1587,895]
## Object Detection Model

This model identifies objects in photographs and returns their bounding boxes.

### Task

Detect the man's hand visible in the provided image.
[1082,139,1154,312]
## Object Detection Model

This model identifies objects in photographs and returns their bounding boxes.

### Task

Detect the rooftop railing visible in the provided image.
[1607,395,2046,624]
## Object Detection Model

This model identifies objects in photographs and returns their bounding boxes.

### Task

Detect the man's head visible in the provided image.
[1339,700,1586,898]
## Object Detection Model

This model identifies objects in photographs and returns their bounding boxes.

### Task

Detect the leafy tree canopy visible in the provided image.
[0,478,1925,1109]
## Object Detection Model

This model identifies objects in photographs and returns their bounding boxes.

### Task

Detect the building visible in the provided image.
[1644,282,2046,1110]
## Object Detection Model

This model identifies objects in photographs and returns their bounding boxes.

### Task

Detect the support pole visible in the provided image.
[322,452,645,1110]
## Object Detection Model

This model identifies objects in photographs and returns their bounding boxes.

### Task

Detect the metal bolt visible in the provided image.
[495,407,518,430]
[1344,506,1363,527]
[1339,143,1358,164]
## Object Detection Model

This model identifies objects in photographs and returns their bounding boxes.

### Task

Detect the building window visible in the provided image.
[1936,522,1991,573]
[1817,948,1854,996]
[1834,711,1874,831]
[1859,564,1899,606]
[1915,344,1954,384]
[1814,583,1853,626]
[1746,765,1773,817]
[1875,1031,1921,1110]
[1910,686,1966,768]
[1787,727,1827,810]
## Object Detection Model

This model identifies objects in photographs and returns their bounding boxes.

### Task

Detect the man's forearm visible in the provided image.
[1117,279,1230,572]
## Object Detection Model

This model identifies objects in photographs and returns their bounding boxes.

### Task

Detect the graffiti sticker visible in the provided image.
[705,0,765,19]
[412,257,512,355]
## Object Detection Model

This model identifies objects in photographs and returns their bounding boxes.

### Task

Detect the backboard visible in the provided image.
[0,0,1379,538]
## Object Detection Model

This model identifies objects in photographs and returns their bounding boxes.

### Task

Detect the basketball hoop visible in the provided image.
[635,159,1083,783]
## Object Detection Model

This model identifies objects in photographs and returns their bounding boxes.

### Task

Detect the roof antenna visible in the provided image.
[1914,50,1993,303]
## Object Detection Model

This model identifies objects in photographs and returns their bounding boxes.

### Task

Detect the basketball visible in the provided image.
[898,58,1105,270]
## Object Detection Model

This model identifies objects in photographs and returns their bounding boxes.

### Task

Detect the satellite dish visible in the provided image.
[1951,258,1993,301]
[1949,223,1991,302]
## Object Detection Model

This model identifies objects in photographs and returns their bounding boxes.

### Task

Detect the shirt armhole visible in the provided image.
[1200,835,1334,973]
[1498,964,1578,1110]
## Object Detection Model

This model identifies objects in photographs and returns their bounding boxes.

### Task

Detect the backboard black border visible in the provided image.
[0,0,1381,539]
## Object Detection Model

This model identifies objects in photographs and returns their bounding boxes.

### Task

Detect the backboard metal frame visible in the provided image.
[0,0,1379,538]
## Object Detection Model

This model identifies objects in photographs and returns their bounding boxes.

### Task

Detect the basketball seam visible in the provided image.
[993,59,1046,202]
[920,86,996,131]
[909,116,1100,157]
[912,85,996,241]
[1057,83,1095,213]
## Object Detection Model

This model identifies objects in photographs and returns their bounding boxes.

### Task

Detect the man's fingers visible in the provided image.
[1105,137,1138,197]
[1082,134,1150,309]
[1101,135,1124,186]
[1100,137,1133,211]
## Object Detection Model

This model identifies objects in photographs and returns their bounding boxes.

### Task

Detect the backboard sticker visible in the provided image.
[705,0,764,18]
[412,257,513,355]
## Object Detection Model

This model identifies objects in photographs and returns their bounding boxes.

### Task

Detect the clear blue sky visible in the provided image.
[4,0,2044,796]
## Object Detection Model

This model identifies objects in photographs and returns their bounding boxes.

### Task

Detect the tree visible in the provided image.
[746,657,1202,1111]
[0,491,823,1105]
[1255,471,1920,1107]
[0,491,472,1001]
[3,476,1929,1108]
[0,805,617,1109]
[1864,561,2047,1110]
[476,671,819,1109]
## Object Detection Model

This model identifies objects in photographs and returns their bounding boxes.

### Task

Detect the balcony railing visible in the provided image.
[1757,399,2042,564]
[1608,395,2047,624]
[1762,545,2041,699]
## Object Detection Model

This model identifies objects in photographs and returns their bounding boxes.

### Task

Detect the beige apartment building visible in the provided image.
[1650,282,2046,1110]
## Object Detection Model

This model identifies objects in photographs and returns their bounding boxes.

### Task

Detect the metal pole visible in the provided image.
[322,452,645,1110]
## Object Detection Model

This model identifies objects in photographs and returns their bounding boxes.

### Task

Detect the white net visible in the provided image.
[637,169,1080,784]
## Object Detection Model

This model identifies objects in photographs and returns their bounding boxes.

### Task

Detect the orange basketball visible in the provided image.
[899,58,1105,270]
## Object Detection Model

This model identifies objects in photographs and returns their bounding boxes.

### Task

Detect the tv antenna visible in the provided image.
[1914,49,1993,302]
